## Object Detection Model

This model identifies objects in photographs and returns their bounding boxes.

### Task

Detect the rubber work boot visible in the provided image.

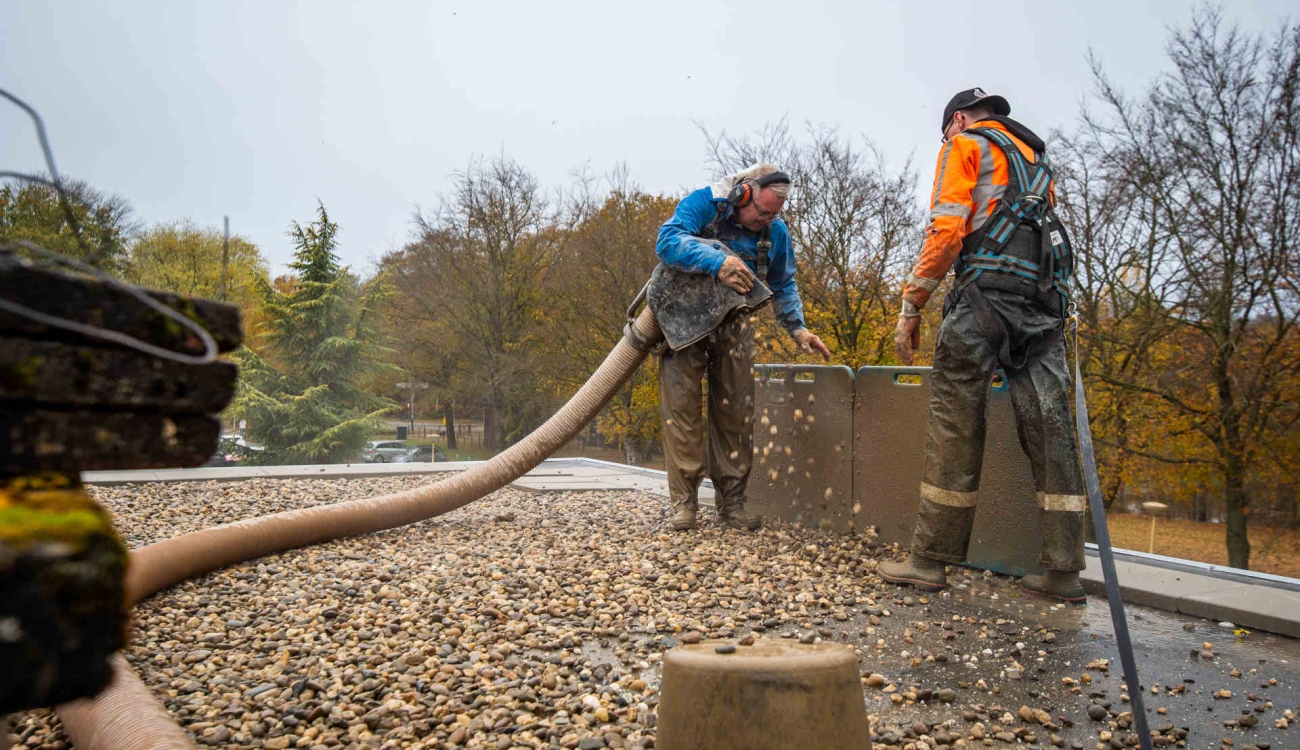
[670,506,697,531]
[1019,570,1086,604]
[877,553,948,591]
[718,505,761,531]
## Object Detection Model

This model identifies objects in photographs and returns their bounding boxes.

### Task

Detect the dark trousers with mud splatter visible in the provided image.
[659,315,755,516]
[912,288,1087,572]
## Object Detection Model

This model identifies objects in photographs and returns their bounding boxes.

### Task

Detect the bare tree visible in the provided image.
[1054,127,1185,510]
[698,120,925,364]
[1078,7,1300,568]
[541,166,675,462]
[410,155,560,451]
[381,226,466,449]
[789,129,923,363]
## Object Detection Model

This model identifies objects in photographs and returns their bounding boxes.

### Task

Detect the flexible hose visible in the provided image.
[57,310,663,750]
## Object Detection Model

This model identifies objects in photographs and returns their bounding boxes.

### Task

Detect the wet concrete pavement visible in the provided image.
[842,569,1299,749]
[613,556,1298,749]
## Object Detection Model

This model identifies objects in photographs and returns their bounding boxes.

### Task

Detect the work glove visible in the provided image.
[894,300,922,365]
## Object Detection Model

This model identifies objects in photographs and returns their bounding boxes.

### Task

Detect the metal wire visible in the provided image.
[0,88,218,365]
[1,238,219,365]
[0,88,93,262]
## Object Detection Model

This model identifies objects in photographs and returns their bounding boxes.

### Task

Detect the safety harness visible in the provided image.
[953,125,1074,313]
[946,125,1076,371]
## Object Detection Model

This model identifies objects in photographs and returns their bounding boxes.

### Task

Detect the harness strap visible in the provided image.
[755,226,771,279]
[702,203,771,280]
[961,283,1061,371]
[962,127,1053,257]
[1037,218,1055,294]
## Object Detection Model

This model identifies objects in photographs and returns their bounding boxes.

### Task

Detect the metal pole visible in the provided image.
[219,216,230,302]
[1141,502,1167,557]
[396,381,428,436]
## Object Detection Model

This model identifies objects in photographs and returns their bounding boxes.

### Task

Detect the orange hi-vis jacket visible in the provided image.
[903,119,1054,309]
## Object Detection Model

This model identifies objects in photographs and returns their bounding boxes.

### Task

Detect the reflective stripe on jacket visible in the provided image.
[903,119,1054,309]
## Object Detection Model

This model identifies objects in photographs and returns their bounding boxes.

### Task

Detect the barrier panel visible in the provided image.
[853,366,1043,577]
[748,365,857,533]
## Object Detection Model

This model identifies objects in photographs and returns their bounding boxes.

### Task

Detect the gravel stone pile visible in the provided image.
[6,475,1298,750]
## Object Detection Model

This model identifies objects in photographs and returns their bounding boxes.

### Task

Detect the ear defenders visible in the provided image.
[727,170,791,208]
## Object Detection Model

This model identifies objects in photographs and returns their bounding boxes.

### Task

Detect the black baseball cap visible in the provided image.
[941,88,1011,135]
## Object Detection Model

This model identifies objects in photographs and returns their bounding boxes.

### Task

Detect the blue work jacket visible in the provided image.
[655,187,807,334]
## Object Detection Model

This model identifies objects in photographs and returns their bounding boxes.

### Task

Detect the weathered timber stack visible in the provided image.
[0,247,241,712]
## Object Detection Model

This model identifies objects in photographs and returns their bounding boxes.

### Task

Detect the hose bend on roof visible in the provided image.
[57,309,664,750]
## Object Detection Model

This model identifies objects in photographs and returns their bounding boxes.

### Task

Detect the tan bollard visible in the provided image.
[656,639,870,750]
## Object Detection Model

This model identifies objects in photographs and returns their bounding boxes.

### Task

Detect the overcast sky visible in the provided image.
[1,1,1292,277]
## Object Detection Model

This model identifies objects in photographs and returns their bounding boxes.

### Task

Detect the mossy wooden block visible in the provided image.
[0,336,236,413]
[0,253,242,353]
[0,410,220,472]
[0,473,126,712]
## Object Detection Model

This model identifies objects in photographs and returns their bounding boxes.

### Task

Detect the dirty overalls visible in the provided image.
[658,224,764,520]
[912,125,1087,573]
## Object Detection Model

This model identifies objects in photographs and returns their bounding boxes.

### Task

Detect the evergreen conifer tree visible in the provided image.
[231,202,395,463]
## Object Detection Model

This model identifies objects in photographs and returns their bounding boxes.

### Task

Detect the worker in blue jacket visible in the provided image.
[655,164,829,531]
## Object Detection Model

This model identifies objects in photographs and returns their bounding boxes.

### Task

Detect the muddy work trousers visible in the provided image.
[912,287,1086,572]
[659,314,756,515]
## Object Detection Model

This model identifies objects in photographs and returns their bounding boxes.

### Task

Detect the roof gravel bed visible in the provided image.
[8,476,1298,749]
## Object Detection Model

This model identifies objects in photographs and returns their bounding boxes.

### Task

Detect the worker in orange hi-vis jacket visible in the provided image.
[878,88,1088,603]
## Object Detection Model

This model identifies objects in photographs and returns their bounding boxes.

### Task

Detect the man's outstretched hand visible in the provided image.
[793,328,832,360]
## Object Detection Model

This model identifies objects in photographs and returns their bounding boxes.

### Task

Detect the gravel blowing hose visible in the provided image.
[56,309,664,750]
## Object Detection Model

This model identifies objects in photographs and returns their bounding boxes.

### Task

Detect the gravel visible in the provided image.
[6,474,1299,750]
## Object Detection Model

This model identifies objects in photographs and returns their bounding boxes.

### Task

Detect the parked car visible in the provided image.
[363,440,410,463]
[396,444,449,463]
[202,435,264,467]
[201,450,229,468]
[224,435,264,460]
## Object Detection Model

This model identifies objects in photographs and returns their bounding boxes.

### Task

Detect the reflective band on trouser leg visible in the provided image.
[923,482,978,507]
[1038,492,1087,512]
[706,316,755,511]
[659,342,709,510]
[1038,493,1087,572]
[912,494,978,563]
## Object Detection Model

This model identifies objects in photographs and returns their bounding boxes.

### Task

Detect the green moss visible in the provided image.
[5,473,75,492]
[0,505,110,544]
[0,355,44,388]
[4,489,102,515]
